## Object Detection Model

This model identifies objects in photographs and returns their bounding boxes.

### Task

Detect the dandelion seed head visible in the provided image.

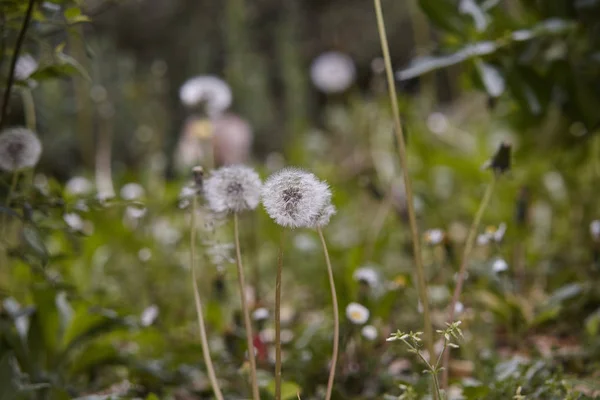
[262,168,333,228]
[15,54,37,81]
[346,302,370,325]
[203,165,262,213]
[361,325,378,341]
[310,51,356,94]
[0,127,42,172]
[66,176,93,196]
[179,75,232,116]
[120,182,145,201]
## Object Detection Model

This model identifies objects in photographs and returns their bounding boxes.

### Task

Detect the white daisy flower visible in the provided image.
[346,302,370,325]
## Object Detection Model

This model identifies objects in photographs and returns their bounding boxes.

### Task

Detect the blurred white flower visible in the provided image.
[346,302,369,325]
[454,302,464,315]
[260,327,276,344]
[310,51,356,94]
[179,75,232,116]
[361,325,378,341]
[477,223,507,245]
[281,329,294,344]
[293,233,318,252]
[252,307,269,321]
[476,233,490,246]
[138,248,152,262]
[125,205,147,220]
[353,267,379,287]
[204,240,234,266]
[64,213,84,231]
[0,127,42,171]
[140,305,159,327]
[427,112,449,135]
[543,171,567,202]
[204,165,262,213]
[15,54,37,80]
[66,176,93,196]
[493,223,507,242]
[589,220,600,240]
[152,219,181,246]
[424,229,445,245]
[120,183,145,200]
[492,258,508,273]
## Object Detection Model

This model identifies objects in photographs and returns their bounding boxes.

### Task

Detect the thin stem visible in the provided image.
[275,229,285,400]
[190,197,224,400]
[317,227,339,400]
[0,0,36,130]
[373,0,434,361]
[234,213,260,400]
[441,176,496,388]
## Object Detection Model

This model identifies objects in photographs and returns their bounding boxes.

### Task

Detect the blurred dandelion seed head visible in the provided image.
[179,75,232,116]
[120,183,145,201]
[0,127,42,172]
[15,54,37,81]
[204,165,262,213]
[361,325,378,341]
[353,267,379,287]
[310,51,356,94]
[262,168,333,228]
[66,176,93,196]
[346,302,370,325]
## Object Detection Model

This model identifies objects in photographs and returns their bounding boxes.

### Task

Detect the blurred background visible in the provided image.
[1,0,600,399]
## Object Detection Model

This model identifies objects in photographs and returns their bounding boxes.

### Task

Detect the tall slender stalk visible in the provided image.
[190,196,224,400]
[0,0,35,130]
[233,213,260,400]
[372,0,434,361]
[441,177,496,388]
[275,230,285,400]
[317,227,339,400]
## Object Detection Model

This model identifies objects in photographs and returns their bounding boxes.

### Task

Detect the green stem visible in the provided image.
[317,227,339,400]
[21,88,36,130]
[234,213,260,400]
[190,197,224,400]
[275,229,285,400]
[372,0,434,365]
[441,176,497,388]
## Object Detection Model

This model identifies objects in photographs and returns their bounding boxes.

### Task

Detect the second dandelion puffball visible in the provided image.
[0,127,42,172]
[262,168,335,229]
[204,165,262,213]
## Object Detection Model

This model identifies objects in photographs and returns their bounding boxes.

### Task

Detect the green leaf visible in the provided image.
[584,307,600,336]
[266,380,301,400]
[21,225,49,266]
[63,7,81,20]
[418,0,467,34]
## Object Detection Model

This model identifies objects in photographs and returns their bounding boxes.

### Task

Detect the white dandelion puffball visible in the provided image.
[346,302,370,325]
[262,168,333,229]
[64,213,84,231]
[361,325,378,341]
[15,54,38,80]
[66,176,93,196]
[179,75,232,116]
[0,127,42,172]
[120,182,145,201]
[310,51,356,94]
[203,165,262,213]
[353,267,379,287]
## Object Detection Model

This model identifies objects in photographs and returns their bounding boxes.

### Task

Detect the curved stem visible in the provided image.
[441,177,496,388]
[190,197,224,400]
[0,0,36,130]
[317,227,339,400]
[234,213,260,400]
[275,229,285,400]
[373,0,434,363]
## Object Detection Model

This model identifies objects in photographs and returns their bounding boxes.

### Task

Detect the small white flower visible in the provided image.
[15,54,37,80]
[492,258,509,273]
[179,75,232,116]
[152,219,181,246]
[346,302,370,325]
[427,112,449,135]
[476,233,490,246]
[454,302,464,315]
[353,267,379,287]
[260,327,276,344]
[424,229,445,245]
[203,165,262,213]
[140,305,159,327]
[252,307,269,321]
[64,213,84,231]
[281,329,294,344]
[66,176,93,196]
[262,168,333,229]
[361,325,378,341]
[126,205,147,220]
[310,51,356,94]
[120,183,145,201]
[590,220,600,240]
[493,223,507,242]
[0,127,42,171]
[138,248,152,262]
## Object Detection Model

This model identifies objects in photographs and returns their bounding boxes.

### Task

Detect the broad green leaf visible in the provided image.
[266,380,301,400]
[63,7,81,20]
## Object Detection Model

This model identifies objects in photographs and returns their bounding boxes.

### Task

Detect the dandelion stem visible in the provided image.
[190,196,224,400]
[275,229,285,400]
[317,226,339,400]
[0,0,35,130]
[234,213,260,400]
[442,176,496,388]
[372,0,435,366]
